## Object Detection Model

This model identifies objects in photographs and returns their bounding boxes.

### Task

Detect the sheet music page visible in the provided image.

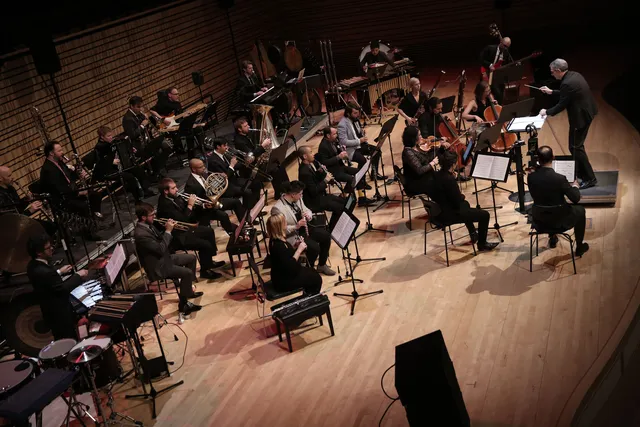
[471,154,495,180]
[508,114,547,131]
[105,244,126,285]
[552,160,576,183]
[354,159,370,188]
[489,156,511,181]
[331,213,355,249]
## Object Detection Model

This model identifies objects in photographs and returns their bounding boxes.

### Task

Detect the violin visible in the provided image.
[483,94,517,152]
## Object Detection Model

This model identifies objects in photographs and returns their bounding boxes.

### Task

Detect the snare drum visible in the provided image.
[69,335,122,392]
[38,338,77,370]
[0,360,36,398]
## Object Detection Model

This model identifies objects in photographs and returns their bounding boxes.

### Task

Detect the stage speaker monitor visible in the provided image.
[192,71,204,86]
[395,330,470,426]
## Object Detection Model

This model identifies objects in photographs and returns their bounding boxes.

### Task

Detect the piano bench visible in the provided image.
[264,281,304,302]
[272,294,334,353]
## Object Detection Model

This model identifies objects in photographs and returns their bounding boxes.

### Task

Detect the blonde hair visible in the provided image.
[267,213,287,241]
[409,77,420,88]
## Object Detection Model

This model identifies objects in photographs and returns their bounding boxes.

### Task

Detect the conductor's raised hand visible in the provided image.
[539,86,553,95]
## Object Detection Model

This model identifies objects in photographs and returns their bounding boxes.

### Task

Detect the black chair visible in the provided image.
[529,204,577,274]
[394,165,425,231]
[421,197,476,267]
[248,258,304,318]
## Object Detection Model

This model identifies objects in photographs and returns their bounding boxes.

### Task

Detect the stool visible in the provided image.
[272,294,334,352]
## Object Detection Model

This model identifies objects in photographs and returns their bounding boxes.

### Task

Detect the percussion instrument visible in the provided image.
[38,338,77,370]
[339,76,368,90]
[0,360,36,398]
[68,335,121,391]
[358,41,397,63]
[368,73,411,111]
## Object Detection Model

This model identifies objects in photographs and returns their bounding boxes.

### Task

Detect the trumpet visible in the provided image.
[154,218,198,231]
[177,191,222,209]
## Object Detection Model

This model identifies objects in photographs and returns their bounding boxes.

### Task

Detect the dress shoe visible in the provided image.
[579,179,597,190]
[478,241,499,251]
[187,291,204,299]
[358,197,376,207]
[316,265,336,276]
[211,260,226,269]
[180,301,202,316]
[549,235,558,248]
[470,232,479,244]
[372,173,387,181]
[200,270,222,280]
[576,242,590,257]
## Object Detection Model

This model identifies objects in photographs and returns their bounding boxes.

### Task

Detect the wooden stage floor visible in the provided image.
[44,50,640,427]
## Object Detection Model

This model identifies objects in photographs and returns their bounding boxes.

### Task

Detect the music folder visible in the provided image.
[470,152,511,183]
[552,155,576,183]
[330,210,361,250]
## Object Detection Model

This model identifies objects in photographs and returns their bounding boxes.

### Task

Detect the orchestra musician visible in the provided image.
[539,59,598,189]
[151,86,183,117]
[270,181,336,276]
[40,141,103,239]
[0,166,57,236]
[429,150,499,251]
[421,97,447,139]
[266,213,322,296]
[462,81,493,124]
[527,146,589,256]
[93,126,155,201]
[401,126,441,196]
[316,126,375,207]
[184,158,242,234]
[480,37,512,103]
[360,40,394,72]
[157,178,226,280]
[207,138,262,211]
[398,78,429,137]
[297,146,346,217]
[134,203,203,318]
[232,117,290,200]
[122,95,172,179]
[337,103,385,181]
[27,234,89,340]
[237,60,268,106]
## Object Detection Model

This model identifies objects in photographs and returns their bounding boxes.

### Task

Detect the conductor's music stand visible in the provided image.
[331,210,383,315]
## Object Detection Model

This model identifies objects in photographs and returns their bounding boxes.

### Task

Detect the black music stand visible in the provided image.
[371,115,402,211]
[470,152,517,242]
[331,210,383,315]
[493,60,526,103]
[471,123,513,204]
[439,95,456,114]
[348,158,393,238]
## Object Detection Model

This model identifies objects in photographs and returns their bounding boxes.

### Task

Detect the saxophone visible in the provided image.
[252,104,280,167]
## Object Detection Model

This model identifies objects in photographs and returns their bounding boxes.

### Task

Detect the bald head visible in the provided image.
[0,166,12,187]
[537,146,554,166]
[501,37,511,48]
[189,158,206,176]
[297,146,313,163]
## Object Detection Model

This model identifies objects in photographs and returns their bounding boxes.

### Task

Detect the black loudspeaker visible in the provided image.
[395,330,470,426]
[28,36,61,75]
[192,71,204,86]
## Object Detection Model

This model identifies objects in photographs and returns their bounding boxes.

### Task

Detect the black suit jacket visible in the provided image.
[157,194,196,224]
[0,185,29,214]
[233,132,266,158]
[184,174,208,200]
[237,74,261,105]
[546,71,598,129]
[429,170,466,216]
[316,138,345,173]
[298,162,328,208]
[480,44,512,70]
[92,139,118,182]
[207,152,238,180]
[40,158,78,200]
[27,259,83,340]
[122,109,147,149]
[133,223,174,281]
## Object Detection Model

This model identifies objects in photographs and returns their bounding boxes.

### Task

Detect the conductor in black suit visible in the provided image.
[527,146,589,256]
[133,203,202,317]
[207,139,261,211]
[184,158,242,234]
[237,60,268,106]
[540,59,598,189]
[26,235,89,340]
[297,146,345,216]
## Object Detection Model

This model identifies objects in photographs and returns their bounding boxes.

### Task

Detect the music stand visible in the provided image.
[471,123,512,204]
[350,158,393,238]
[470,152,517,242]
[439,95,456,114]
[492,61,526,103]
[371,115,402,211]
[331,210,383,315]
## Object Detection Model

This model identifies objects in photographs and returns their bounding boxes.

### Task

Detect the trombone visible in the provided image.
[154,218,197,231]
[177,191,222,209]
[223,148,273,181]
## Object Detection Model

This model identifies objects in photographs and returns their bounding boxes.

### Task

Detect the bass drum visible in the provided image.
[2,293,54,357]
[358,42,395,64]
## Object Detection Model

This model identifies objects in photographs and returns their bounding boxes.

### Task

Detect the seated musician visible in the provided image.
[360,40,394,72]
[421,97,447,139]
[429,150,499,251]
[207,138,261,211]
[480,37,512,103]
[134,203,203,318]
[337,103,385,181]
[401,126,441,196]
[40,141,102,239]
[27,234,89,340]
[184,158,242,234]
[297,146,346,217]
[151,86,183,118]
[0,166,57,236]
[237,60,268,107]
[157,178,226,280]
[270,181,336,276]
[232,117,290,200]
[527,146,589,256]
[462,81,493,124]
[316,126,374,207]
[266,213,322,296]
[398,78,429,137]
[93,126,155,201]
[122,95,172,179]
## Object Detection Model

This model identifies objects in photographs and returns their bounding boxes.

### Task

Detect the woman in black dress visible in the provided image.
[266,213,322,296]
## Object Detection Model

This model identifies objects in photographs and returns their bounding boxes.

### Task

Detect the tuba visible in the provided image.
[204,172,229,207]
[251,104,280,167]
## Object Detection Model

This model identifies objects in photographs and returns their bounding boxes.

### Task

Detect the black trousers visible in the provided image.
[354,144,381,174]
[139,136,172,176]
[165,253,196,310]
[277,267,322,296]
[196,198,242,234]
[329,165,367,190]
[308,194,346,216]
[547,205,586,245]
[266,165,289,200]
[303,226,332,267]
[441,201,490,244]
[64,192,102,216]
[226,178,262,210]
[569,122,596,182]
[172,226,218,271]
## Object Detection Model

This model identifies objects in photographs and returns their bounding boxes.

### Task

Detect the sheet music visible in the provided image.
[331,212,356,249]
[507,114,547,132]
[354,159,371,188]
[472,154,510,182]
[105,244,126,286]
[552,159,576,183]
[250,196,266,223]
[71,280,103,308]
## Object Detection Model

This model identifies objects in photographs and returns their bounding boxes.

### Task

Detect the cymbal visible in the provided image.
[67,345,103,364]
[0,214,46,273]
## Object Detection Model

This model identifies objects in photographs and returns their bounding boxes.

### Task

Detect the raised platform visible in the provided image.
[579,171,619,205]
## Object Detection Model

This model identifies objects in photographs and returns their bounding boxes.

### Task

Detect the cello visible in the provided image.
[484,95,517,152]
